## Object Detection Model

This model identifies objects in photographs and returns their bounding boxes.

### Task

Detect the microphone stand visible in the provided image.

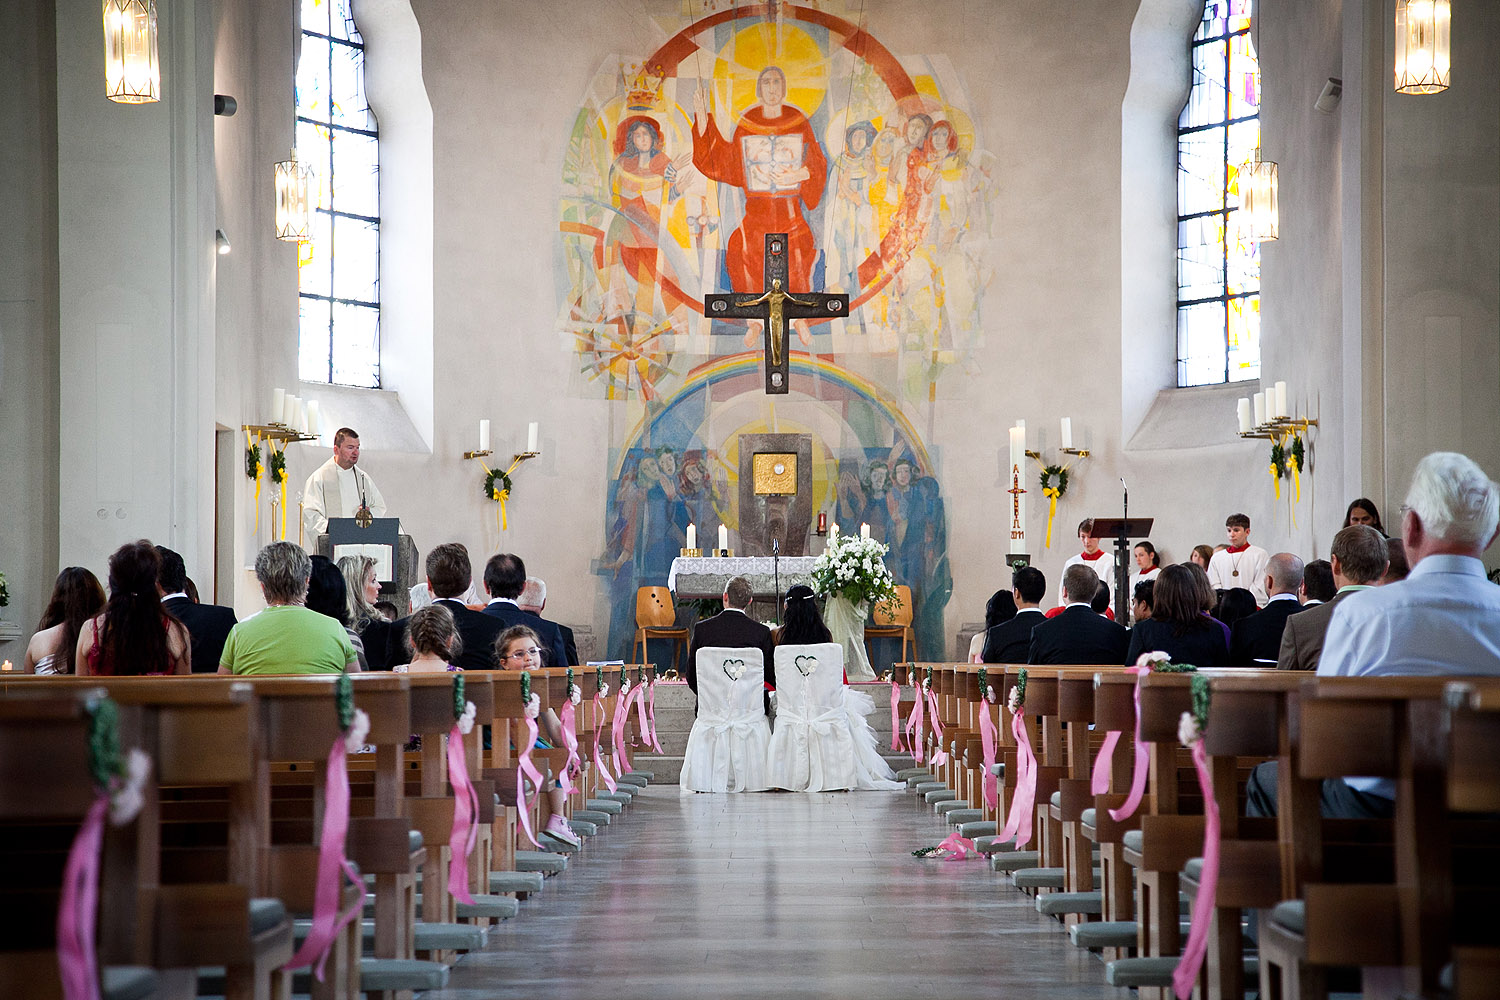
[1116,478,1130,623]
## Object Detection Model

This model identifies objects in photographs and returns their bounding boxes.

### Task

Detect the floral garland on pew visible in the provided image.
[1172,675,1219,1000]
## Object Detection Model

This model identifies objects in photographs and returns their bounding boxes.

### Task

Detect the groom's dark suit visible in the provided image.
[687,608,776,706]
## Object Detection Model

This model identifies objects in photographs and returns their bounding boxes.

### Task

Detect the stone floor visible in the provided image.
[422,785,1124,999]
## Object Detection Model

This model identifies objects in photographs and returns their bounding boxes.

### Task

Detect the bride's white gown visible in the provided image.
[766,642,903,792]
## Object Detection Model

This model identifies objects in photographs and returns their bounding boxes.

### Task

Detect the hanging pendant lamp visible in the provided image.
[1240,151,1279,242]
[103,0,160,104]
[275,149,314,242]
[1395,0,1451,95]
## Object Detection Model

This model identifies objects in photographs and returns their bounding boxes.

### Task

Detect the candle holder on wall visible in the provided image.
[243,422,318,444]
[1238,416,1318,441]
[463,448,492,461]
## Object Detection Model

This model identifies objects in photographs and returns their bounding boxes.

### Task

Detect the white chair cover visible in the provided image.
[679,647,772,793]
[765,643,903,792]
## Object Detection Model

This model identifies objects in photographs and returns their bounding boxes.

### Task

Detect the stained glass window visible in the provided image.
[297,0,380,388]
[1176,0,1261,387]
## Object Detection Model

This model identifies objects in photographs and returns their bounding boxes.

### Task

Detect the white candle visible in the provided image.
[1008,423,1027,554]
[1274,381,1288,419]
[1252,391,1266,427]
[297,399,309,434]
[686,523,696,550]
[718,524,728,551]
[1060,417,1073,450]
[479,419,491,452]
[1237,398,1252,434]
[860,522,870,539]
[271,387,285,425]
[305,400,319,437]
[527,421,539,453]
[829,521,839,540]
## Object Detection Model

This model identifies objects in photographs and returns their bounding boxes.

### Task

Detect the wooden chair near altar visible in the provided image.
[864,584,914,665]
[633,586,689,673]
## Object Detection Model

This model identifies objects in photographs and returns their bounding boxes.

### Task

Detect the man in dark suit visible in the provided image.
[478,554,569,668]
[1229,552,1305,666]
[387,543,504,671]
[1028,566,1129,665]
[155,545,237,674]
[518,576,577,666]
[1277,526,1388,671]
[687,576,775,711]
[981,566,1048,664]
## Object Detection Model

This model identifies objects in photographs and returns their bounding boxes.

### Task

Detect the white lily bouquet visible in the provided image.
[810,533,899,609]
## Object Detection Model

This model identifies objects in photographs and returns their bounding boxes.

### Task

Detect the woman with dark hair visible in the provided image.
[1131,542,1162,601]
[1212,588,1259,630]
[1124,563,1229,667]
[1190,544,1216,570]
[76,540,190,676]
[1343,497,1387,535]
[307,554,367,670]
[24,567,106,674]
[968,589,1018,661]
[774,585,833,645]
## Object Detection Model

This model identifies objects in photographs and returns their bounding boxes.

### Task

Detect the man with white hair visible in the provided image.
[517,576,577,666]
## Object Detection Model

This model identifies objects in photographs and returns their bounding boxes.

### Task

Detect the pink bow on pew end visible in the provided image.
[889,679,906,752]
[977,701,1000,811]
[57,797,108,1000]
[611,686,634,776]
[1173,740,1221,999]
[558,698,581,796]
[285,739,364,980]
[445,724,480,905]
[906,689,926,764]
[996,705,1038,848]
[591,688,617,793]
[644,679,665,754]
[926,687,949,767]
[515,714,546,848]
[1096,662,1153,822]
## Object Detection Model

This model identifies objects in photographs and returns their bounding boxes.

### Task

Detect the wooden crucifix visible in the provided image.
[704,233,849,394]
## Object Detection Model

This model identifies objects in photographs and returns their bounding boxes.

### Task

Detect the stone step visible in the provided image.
[627,751,916,786]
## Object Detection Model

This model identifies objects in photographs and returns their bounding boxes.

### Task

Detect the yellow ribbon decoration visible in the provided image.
[497,489,510,531]
[246,429,262,537]
[1269,462,1281,501]
[1042,486,1061,549]
[278,444,288,541]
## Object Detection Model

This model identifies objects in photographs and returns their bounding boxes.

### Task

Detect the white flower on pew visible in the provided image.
[1007,687,1021,712]
[620,677,632,695]
[1136,651,1172,668]
[570,685,582,706]
[522,694,540,722]
[599,682,609,698]
[109,748,151,826]
[1177,711,1202,747]
[459,700,478,734]
[985,685,996,704]
[343,708,371,754]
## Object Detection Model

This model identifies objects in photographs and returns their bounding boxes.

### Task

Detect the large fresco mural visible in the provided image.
[555,2,995,658]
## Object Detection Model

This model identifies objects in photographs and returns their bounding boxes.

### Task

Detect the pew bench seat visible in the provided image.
[585,798,624,814]
[572,808,612,826]
[515,850,568,873]
[488,871,545,895]
[1105,956,1258,989]
[1071,920,1192,950]
[100,965,193,1000]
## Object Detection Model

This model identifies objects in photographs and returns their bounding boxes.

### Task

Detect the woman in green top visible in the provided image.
[219,542,360,675]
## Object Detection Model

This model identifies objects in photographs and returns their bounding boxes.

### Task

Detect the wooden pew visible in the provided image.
[1442,680,1500,1000]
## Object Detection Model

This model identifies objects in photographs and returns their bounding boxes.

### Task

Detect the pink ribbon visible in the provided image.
[1172,740,1221,999]
[934,830,980,861]
[57,795,107,1000]
[1090,730,1123,795]
[515,715,546,849]
[286,739,363,979]
[611,687,634,776]
[1108,664,1154,822]
[926,688,949,767]
[906,688,926,764]
[445,724,480,905]
[645,679,665,753]
[591,689,616,793]
[633,681,653,750]
[889,680,906,751]
[997,707,1038,848]
[558,698,581,796]
[977,702,999,811]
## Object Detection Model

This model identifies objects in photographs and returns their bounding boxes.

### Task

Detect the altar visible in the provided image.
[667,555,820,600]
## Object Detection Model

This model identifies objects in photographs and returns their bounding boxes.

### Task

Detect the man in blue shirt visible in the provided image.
[1248,451,1500,819]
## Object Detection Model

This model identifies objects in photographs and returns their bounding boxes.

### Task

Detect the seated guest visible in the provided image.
[24,567,105,674]
[1211,587,1258,631]
[1207,513,1270,604]
[1125,563,1230,668]
[968,589,1017,661]
[478,554,568,667]
[1229,553,1304,665]
[1028,566,1128,665]
[373,600,399,622]
[219,542,359,676]
[408,576,483,611]
[155,546,237,674]
[1300,559,1335,606]
[981,567,1046,664]
[78,540,191,676]
[1131,579,1155,623]
[1090,580,1115,619]
[1190,544,1215,571]
[1251,451,1500,820]
[687,575,775,705]
[1062,518,1114,581]
[1277,525,1387,671]
[1131,541,1162,595]
[496,625,582,847]
[307,555,366,670]
[1383,535,1410,583]
[390,604,462,673]
[389,544,504,672]
[517,575,577,666]
[339,554,392,669]
[1343,496,1387,535]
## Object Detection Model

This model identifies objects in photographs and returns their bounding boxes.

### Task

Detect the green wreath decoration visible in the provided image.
[1269,439,1286,481]
[245,441,262,481]
[268,448,287,486]
[1039,464,1069,497]
[483,467,513,502]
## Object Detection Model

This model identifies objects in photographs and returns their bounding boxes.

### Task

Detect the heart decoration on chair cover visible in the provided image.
[793,655,817,677]
[721,658,746,682]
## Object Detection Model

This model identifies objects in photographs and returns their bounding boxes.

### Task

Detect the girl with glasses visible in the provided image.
[495,626,581,847]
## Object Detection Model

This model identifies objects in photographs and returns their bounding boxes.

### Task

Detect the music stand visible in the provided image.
[1090,517,1154,623]
[327,517,401,583]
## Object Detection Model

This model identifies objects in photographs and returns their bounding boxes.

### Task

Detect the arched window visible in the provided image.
[1176,0,1261,386]
[296,0,380,388]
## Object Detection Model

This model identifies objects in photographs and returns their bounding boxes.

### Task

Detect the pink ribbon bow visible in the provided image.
[558,697,581,796]
[285,738,364,979]
[926,687,949,767]
[1106,663,1154,822]
[515,714,546,848]
[997,705,1039,848]
[591,688,616,793]
[645,678,665,753]
[57,796,108,1000]
[905,688,926,764]
[633,681,654,751]
[445,724,480,905]
[889,679,906,751]
[611,686,634,776]
[977,700,999,811]
[933,830,980,861]
[1172,740,1220,999]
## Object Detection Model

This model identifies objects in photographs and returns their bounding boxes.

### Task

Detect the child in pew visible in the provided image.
[391,604,464,674]
[495,625,582,847]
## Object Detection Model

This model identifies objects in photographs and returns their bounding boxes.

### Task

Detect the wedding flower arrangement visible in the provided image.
[810,532,899,609]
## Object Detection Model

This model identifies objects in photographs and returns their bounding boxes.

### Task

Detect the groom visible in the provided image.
[687,576,776,714]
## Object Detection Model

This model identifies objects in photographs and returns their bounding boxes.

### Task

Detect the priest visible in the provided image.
[302,427,387,540]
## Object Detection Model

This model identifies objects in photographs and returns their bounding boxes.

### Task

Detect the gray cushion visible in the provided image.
[1080,808,1097,827]
[1104,957,1180,988]
[1071,920,1192,950]
[914,781,948,794]
[990,850,1041,872]
[600,787,636,800]
[572,809,612,826]
[1037,892,1103,916]
[585,798,624,814]
[515,850,568,873]
[489,871,545,895]
[1184,857,1205,881]
[101,967,158,1000]
[455,894,521,920]
[959,820,997,838]
[945,808,984,825]
[990,762,1004,776]
[539,832,581,853]
[414,920,488,952]
[924,789,959,803]
[249,897,287,935]
[359,958,449,992]
[409,830,424,852]
[617,773,649,787]
[1270,900,1305,935]
[1050,790,1062,808]
[1123,830,1144,853]
[934,800,971,815]
[895,767,930,781]
[1013,867,1066,889]
[623,770,654,781]
[567,818,599,837]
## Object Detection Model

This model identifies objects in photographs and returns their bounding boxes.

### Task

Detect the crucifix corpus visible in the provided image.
[704,233,849,394]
